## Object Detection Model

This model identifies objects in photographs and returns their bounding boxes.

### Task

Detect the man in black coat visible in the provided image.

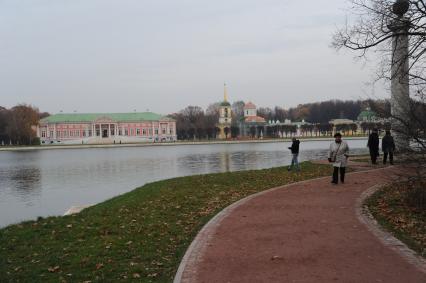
[367,129,380,164]
[382,130,396,165]
[288,137,300,171]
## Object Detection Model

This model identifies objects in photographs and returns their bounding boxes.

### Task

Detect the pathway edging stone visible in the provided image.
[356,183,426,273]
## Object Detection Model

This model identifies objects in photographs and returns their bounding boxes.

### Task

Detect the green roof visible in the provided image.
[357,110,377,120]
[40,112,173,123]
[220,101,231,107]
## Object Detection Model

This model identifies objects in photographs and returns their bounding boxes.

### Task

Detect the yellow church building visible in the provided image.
[217,84,232,139]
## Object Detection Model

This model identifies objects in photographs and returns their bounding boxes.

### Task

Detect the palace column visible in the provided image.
[152,122,155,138]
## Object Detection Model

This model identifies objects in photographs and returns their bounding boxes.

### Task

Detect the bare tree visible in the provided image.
[333,0,426,85]
[333,0,426,205]
[231,101,245,122]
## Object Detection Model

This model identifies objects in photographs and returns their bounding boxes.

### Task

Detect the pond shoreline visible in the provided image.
[0,136,368,152]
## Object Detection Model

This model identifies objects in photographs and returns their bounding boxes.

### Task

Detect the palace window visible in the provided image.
[41,131,46,138]
[76,130,80,137]
[142,129,146,135]
[162,128,166,134]
[170,128,173,134]
[56,131,60,138]
[130,129,134,136]
[50,131,53,137]
[155,129,159,135]
[125,128,128,136]
[118,129,122,136]
[137,128,140,135]
[88,130,92,137]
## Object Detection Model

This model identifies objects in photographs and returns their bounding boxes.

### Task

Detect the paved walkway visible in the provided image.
[176,165,426,283]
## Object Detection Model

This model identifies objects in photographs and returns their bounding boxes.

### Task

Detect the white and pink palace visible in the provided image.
[37,112,177,145]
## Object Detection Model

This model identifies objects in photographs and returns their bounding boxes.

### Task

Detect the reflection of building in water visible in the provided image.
[38,112,177,145]
[217,84,232,139]
[219,151,231,172]
[10,167,42,201]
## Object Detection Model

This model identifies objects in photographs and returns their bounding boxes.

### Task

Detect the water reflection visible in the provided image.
[0,140,368,227]
[9,167,42,199]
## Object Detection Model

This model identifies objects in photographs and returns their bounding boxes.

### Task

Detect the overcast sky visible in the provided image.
[0,0,388,115]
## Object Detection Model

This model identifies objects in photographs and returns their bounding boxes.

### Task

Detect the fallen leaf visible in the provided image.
[48,266,60,273]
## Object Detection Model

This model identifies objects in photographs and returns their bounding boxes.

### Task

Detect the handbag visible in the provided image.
[329,142,342,163]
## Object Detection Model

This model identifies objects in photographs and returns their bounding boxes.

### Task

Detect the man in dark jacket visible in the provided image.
[367,129,380,164]
[288,138,300,171]
[382,130,395,165]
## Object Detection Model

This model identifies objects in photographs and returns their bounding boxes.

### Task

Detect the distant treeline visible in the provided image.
[257,99,390,123]
[170,99,391,140]
[0,105,49,145]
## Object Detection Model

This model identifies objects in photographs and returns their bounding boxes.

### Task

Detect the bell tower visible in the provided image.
[218,83,232,139]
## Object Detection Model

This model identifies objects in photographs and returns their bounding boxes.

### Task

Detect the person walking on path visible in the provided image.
[382,130,396,165]
[329,133,349,184]
[367,129,380,164]
[288,137,300,171]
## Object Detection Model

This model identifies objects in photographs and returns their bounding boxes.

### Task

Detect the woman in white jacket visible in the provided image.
[329,133,349,184]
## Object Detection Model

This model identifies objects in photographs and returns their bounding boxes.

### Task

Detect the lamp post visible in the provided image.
[388,0,410,151]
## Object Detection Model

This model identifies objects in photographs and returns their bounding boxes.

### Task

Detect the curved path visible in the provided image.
[176,165,426,283]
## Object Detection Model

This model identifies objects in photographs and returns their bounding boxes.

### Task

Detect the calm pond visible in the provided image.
[0,139,369,227]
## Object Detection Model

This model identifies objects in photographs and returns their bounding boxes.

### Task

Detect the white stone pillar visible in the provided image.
[389,15,410,151]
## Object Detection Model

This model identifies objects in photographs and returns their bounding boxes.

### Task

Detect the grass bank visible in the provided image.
[366,181,426,258]
[0,162,331,282]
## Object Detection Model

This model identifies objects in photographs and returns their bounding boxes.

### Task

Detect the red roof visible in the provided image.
[244,102,256,110]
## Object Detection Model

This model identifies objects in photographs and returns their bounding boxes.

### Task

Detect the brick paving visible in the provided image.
[176,165,426,283]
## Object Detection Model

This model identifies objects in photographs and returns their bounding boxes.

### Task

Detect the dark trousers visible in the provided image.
[383,151,394,164]
[369,149,378,164]
[332,167,346,183]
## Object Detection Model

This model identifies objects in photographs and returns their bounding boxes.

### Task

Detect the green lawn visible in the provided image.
[366,182,426,258]
[0,162,332,283]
